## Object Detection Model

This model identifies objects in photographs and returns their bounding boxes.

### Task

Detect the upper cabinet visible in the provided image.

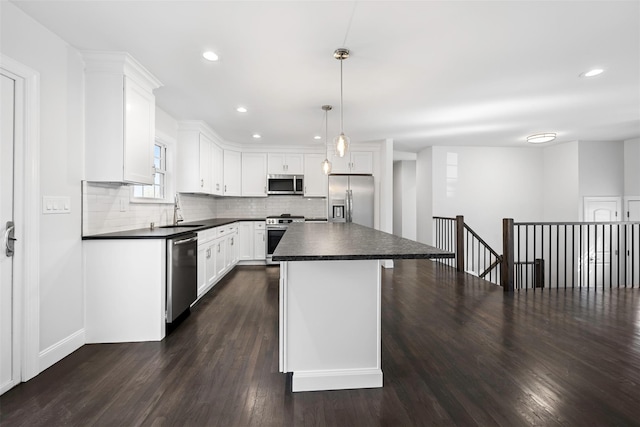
[303,154,328,197]
[83,52,163,184]
[328,151,373,174]
[267,153,304,175]
[242,153,268,197]
[176,121,224,195]
[223,150,242,196]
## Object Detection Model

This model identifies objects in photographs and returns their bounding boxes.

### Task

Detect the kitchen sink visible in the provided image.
[159,224,204,228]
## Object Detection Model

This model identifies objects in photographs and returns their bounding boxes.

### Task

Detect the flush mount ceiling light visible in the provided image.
[321,105,333,175]
[314,135,322,140]
[333,48,350,158]
[527,133,556,144]
[580,68,604,78]
[202,51,219,61]
[252,133,261,139]
[236,106,247,113]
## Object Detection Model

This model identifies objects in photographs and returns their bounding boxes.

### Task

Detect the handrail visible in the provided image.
[464,223,501,259]
[433,215,503,286]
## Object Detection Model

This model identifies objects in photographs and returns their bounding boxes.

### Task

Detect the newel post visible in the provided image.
[501,218,514,292]
[455,215,465,273]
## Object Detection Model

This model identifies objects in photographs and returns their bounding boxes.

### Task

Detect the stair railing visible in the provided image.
[433,216,503,286]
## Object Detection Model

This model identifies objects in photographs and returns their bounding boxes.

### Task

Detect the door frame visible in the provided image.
[1,54,40,382]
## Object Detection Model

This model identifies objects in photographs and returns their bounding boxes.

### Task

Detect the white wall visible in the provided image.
[624,138,640,196]
[542,141,580,221]
[416,147,433,244]
[578,140,625,219]
[430,146,544,250]
[392,161,416,240]
[1,2,85,369]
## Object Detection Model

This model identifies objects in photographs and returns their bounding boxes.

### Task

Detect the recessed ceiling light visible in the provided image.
[252,134,261,139]
[581,68,604,78]
[236,106,247,113]
[527,133,556,144]
[202,51,219,61]
[314,135,322,140]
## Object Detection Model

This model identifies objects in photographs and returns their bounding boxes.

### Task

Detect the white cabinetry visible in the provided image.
[268,153,304,174]
[242,153,267,197]
[238,221,266,262]
[304,154,328,197]
[212,144,224,195]
[328,151,373,174]
[177,121,224,195]
[83,52,162,184]
[224,150,242,196]
[254,222,266,260]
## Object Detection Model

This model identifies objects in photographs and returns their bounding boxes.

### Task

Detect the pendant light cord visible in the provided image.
[340,59,344,134]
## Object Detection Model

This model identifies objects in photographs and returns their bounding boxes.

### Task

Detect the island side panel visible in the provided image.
[84,239,166,343]
[281,259,382,392]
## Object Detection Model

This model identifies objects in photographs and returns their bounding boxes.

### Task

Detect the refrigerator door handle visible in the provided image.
[347,189,353,222]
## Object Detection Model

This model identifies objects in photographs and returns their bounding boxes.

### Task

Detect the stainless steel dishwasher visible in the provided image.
[166,233,198,323]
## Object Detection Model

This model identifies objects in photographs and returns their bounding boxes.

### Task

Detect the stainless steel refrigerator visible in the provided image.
[328,175,374,227]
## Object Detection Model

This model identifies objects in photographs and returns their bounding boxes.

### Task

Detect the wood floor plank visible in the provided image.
[2,261,640,426]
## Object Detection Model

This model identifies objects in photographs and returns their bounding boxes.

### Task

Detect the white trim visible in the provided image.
[292,368,383,392]
[38,329,85,373]
[0,54,41,382]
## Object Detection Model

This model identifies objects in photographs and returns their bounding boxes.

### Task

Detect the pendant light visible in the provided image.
[321,105,333,175]
[333,48,350,158]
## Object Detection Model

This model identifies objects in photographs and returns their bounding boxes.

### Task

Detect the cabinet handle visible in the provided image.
[206,248,211,258]
[231,237,234,246]
[217,243,221,252]
[225,185,227,193]
[200,179,204,187]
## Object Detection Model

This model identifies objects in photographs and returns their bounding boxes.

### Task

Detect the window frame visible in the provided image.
[130,134,174,204]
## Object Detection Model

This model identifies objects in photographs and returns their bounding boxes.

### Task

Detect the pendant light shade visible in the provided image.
[321,105,333,175]
[334,48,350,158]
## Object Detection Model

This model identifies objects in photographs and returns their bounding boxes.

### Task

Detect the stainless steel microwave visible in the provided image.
[267,174,304,195]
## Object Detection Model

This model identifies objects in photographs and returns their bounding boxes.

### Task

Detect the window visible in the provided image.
[132,141,167,201]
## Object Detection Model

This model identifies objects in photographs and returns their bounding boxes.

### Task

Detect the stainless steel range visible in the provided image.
[266,214,304,265]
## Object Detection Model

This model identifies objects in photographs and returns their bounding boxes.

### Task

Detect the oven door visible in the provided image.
[266,226,287,264]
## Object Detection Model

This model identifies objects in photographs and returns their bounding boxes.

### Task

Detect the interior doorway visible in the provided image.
[1,68,20,394]
[583,196,622,287]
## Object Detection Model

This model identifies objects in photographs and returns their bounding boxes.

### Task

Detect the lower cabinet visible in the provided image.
[197,224,239,299]
[238,221,266,262]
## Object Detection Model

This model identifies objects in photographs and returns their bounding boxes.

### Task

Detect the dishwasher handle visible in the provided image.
[173,236,197,246]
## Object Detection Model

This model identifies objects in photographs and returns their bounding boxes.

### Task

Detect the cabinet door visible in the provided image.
[211,143,224,195]
[328,152,351,174]
[303,154,328,197]
[214,237,226,277]
[226,232,238,268]
[254,227,266,260]
[224,150,242,196]
[284,154,304,175]
[197,244,207,297]
[241,153,267,197]
[267,153,287,174]
[237,222,254,260]
[199,134,213,193]
[123,77,155,184]
[206,242,217,287]
[350,151,373,174]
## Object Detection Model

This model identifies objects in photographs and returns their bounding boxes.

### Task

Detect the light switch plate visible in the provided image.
[42,196,71,214]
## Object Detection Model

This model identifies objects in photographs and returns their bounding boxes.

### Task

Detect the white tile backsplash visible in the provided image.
[82,182,327,235]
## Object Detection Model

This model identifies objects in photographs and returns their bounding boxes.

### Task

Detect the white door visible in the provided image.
[583,197,621,287]
[625,197,640,287]
[1,70,19,394]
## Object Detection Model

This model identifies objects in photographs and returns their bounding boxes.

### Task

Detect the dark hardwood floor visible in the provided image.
[2,260,640,426]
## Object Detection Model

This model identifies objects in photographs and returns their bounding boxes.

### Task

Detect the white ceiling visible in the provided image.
[12,0,640,152]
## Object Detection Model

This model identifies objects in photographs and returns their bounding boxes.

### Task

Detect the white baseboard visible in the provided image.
[292,368,383,392]
[38,329,85,373]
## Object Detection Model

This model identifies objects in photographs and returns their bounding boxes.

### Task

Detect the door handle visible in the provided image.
[5,221,16,257]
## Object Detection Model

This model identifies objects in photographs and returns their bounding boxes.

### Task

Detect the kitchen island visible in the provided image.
[272,222,453,392]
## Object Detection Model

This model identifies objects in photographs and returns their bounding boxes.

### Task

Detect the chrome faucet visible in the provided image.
[173,194,184,225]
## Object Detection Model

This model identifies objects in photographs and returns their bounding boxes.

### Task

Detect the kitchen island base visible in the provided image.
[279,259,382,392]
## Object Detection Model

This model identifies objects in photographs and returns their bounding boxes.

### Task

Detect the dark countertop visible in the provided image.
[272,222,454,261]
[82,218,264,240]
